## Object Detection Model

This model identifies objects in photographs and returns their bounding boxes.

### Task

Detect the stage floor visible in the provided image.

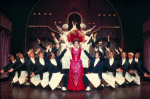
[1,78,150,99]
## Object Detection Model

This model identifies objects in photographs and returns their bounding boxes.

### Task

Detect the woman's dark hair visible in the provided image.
[73,39,80,45]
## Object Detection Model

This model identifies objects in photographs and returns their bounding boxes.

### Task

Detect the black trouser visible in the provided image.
[83,75,89,87]
[63,69,69,74]
[62,74,68,87]
[83,68,87,74]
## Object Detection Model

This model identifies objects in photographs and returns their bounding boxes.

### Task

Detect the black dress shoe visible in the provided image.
[30,83,35,88]
[45,85,51,90]
[121,82,128,87]
[12,83,17,86]
[97,84,104,90]
[19,84,23,88]
[128,81,134,86]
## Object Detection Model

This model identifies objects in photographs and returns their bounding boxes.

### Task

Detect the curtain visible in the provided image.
[0,29,10,78]
[144,36,150,71]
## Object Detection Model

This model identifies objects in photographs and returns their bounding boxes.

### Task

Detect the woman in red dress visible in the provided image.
[60,29,92,91]
[67,39,86,91]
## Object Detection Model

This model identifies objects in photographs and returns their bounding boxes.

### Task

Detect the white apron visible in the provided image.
[81,49,89,68]
[30,74,41,86]
[48,72,64,90]
[125,72,134,83]
[41,72,49,88]
[85,73,101,88]
[12,72,19,83]
[18,71,28,84]
[102,72,115,88]
[133,70,140,85]
[115,71,125,85]
[60,44,72,69]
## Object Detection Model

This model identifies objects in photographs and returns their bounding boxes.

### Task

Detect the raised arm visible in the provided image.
[84,50,92,60]
[82,34,92,49]
[37,38,47,50]
[106,35,110,48]
[54,23,64,34]
[84,25,96,34]
[88,33,97,48]
[58,49,67,60]
[52,32,59,44]
[59,34,71,48]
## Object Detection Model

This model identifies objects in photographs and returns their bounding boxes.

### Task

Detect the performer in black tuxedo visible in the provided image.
[127,52,148,86]
[83,50,116,91]
[92,35,110,59]
[30,44,60,88]
[4,52,29,86]
[37,38,56,53]
[114,48,138,87]
[115,51,138,87]
[0,54,16,86]
[30,51,49,88]
[135,52,150,75]
[102,51,120,89]
[0,54,16,74]
[9,48,41,87]
[30,46,68,91]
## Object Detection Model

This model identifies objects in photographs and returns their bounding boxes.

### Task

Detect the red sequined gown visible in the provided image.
[67,47,86,91]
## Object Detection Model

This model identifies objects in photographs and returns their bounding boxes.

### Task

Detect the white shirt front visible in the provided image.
[50,59,57,66]
[135,58,138,63]
[39,58,45,66]
[20,58,25,64]
[49,48,52,52]
[99,47,104,54]
[12,60,16,64]
[109,58,114,66]
[94,59,100,67]
[122,59,126,65]
[30,58,35,64]
[129,59,133,64]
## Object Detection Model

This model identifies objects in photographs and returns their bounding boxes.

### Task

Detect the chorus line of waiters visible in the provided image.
[0,21,149,91]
